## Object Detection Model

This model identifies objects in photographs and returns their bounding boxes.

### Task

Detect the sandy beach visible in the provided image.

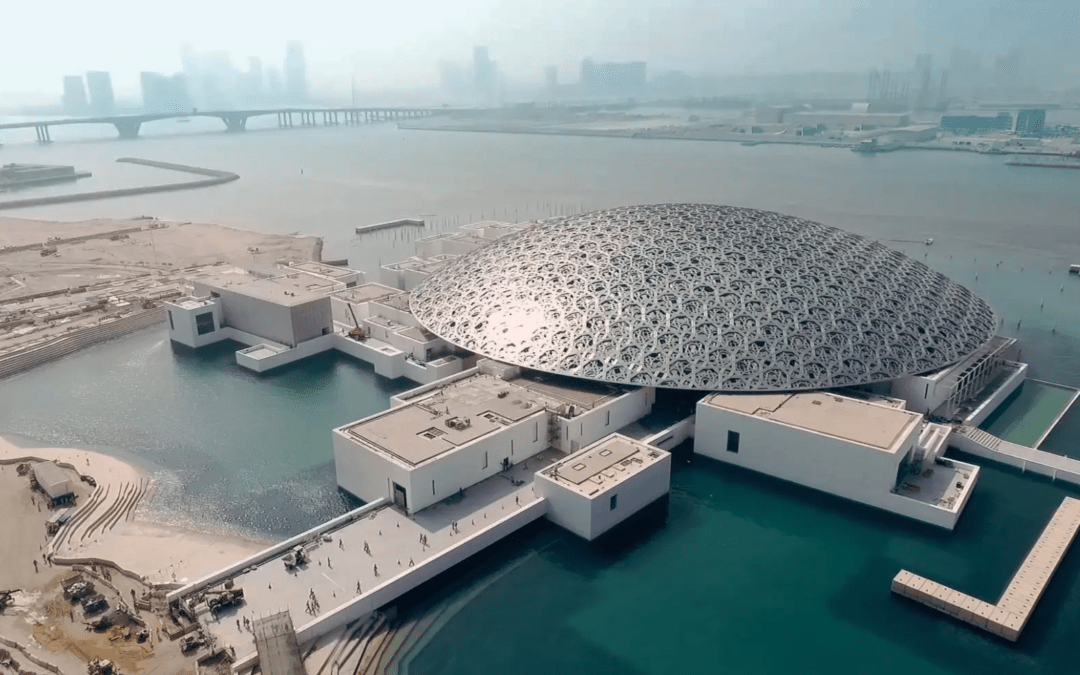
[0,434,274,674]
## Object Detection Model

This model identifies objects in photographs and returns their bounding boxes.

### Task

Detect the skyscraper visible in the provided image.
[140,72,191,113]
[285,41,307,103]
[62,76,89,116]
[85,72,115,115]
[473,46,496,103]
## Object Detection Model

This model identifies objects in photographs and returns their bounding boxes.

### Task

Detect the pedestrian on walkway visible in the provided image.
[356,581,362,594]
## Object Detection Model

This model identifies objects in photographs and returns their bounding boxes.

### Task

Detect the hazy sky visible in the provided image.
[2,0,1077,98]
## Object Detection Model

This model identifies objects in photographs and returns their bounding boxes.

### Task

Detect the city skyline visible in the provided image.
[1,0,1078,106]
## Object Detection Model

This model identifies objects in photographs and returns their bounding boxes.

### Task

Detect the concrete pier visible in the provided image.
[892,496,1080,641]
[355,218,425,234]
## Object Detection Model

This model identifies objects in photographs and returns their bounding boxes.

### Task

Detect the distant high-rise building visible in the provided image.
[284,41,307,103]
[440,61,469,98]
[265,66,284,103]
[140,72,190,113]
[62,75,88,116]
[1015,109,1046,136]
[85,71,115,115]
[473,46,496,102]
[580,59,646,100]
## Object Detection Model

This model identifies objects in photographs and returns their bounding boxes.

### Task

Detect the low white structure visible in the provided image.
[883,336,1020,418]
[333,360,654,514]
[695,391,978,529]
[536,434,671,540]
[166,296,224,349]
[32,461,73,501]
[165,264,470,384]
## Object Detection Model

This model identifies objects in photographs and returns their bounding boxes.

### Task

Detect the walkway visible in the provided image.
[952,425,1080,486]
[892,497,1080,641]
[183,453,558,670]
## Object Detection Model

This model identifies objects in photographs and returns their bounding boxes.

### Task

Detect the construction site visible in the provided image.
[0,215,321,379]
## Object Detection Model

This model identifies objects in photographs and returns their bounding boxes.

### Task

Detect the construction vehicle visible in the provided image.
[206,588,244,616]
[0,590,18,612]
[282,545,309,570]
[181,633,208,653]
[346,303,368,341]
[81,593,108,615]
[65,580,95,601]
[87,657,119,675]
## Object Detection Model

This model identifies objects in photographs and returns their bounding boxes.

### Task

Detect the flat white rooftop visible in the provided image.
[173,296,215,310]
[542,435,666,497]
[197,271,332,307]
[289,261,358,279]
[702,391,921,453]
[340,372,625,467]
[332,283,399,305]
[190,453,555,663]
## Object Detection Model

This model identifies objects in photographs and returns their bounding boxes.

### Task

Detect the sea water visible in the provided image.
[1,120,1079,673]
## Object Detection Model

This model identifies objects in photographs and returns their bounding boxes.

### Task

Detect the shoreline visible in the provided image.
[0,158,240,211]
[0,433,274,586]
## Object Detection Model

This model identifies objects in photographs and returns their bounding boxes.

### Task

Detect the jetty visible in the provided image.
[355,219,425,234]
[891,496,1080,641]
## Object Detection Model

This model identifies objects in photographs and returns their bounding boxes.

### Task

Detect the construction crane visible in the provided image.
[346,303,368,341]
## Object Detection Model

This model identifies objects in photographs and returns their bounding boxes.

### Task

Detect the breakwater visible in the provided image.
[0,307,165,380]
[0,158,238,211]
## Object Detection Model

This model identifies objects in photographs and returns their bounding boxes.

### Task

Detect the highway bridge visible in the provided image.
[0,107,443,143]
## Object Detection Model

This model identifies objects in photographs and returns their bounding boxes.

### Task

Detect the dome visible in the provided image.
[410,204,997,391]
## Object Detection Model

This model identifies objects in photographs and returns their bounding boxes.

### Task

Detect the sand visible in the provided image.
[0,434,274,674]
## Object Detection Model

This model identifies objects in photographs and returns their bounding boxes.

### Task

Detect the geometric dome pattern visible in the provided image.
[410,204,997,392]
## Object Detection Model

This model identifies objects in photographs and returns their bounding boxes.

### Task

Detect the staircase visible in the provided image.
[956,425,1003,451]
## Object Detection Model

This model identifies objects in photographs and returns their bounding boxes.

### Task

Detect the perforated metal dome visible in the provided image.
[410,204,996,391]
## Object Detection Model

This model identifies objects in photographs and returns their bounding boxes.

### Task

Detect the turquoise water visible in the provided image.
[409,454,1080,675]
[0,332,411,537]
[980,381,1078,447]
[1,123,1079,672]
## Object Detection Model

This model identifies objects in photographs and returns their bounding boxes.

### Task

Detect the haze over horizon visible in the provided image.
[2,0,1078,103]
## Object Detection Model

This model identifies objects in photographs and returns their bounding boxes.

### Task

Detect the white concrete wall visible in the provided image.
[333,431,413,506]
[586,452,671,539]
[695,401,916,517]
[536,446,672,540]
[166,299,225,348]
[644,415,696,452]
[880,459,980,529]
[197,284,297,347]
[235,333,336,373]
[265,498,548,672]
[556,388,655,454]
[890,373,949,416]
[289,298,333,343]
[332,334,405,379]
[406,412,550,513]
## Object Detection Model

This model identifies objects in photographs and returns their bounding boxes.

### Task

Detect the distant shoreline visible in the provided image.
[0,158,239,211]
